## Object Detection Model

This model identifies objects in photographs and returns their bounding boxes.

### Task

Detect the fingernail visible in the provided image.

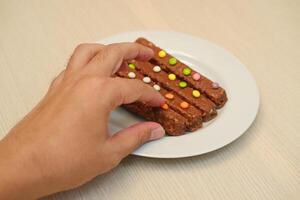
[150,126,165,140]
[159,96,166,105]
[156,94,166,105]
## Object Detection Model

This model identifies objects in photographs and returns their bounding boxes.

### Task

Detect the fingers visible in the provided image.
[67,43,105,72]
[49,70,66,92]
[66,42,153,78]
[106,122,165,159]
[84,42,154,77]
[104,77,165,111]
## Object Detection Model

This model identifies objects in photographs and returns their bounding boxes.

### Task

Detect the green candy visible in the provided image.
[128,63,135,70]
[179,81,187,88]
[183,68,191,76]
[169,57,177,65]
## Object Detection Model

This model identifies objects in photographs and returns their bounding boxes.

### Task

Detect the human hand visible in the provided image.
[0,43,165,199]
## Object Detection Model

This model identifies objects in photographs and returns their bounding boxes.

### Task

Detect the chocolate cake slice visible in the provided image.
[136,38,228,108]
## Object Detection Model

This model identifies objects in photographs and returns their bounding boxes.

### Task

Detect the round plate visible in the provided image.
[99,31,259,158]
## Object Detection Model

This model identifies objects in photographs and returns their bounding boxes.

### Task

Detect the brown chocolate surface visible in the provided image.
[123,102,187,136]
[159,89,202,131]
[116,67,203,131]
[114,37,228,136]
[132,60,217,122]
[136,37,228,108]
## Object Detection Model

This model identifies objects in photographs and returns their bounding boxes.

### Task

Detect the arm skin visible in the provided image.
[0,43,165,199]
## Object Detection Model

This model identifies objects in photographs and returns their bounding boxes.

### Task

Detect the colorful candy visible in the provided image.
[212,82,219,89]
[179,81,187,88]
[192,73,201,81]
[165,93,174,99]
[128,63,135,70]
[158,50,166,58]
[168,57,177,65]
[153,65,161,72]
[143,77,151,83]
[192,90,201,98]
[180,101,189,109]
[161,103,169,110]
[153,84,161,91]
[128,72,136,79]
[183,68,191,76]
[168,73,176,80]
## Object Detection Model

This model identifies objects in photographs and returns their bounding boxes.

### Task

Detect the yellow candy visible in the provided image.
[168,73,176,80]
[158,50,166,58]
[192,90,201,98]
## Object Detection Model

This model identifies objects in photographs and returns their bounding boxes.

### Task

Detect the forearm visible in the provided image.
[0,135,46,199]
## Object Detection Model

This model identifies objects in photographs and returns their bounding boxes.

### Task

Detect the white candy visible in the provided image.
[143,77,151,83]
[153,65,161,72]
[153,84,161,91]
[128,72,136,79]
[212,82,219,89]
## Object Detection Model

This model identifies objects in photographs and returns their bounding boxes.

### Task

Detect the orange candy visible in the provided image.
[180,101,189,109]
[165,93,174,99]
[161,103,169,110]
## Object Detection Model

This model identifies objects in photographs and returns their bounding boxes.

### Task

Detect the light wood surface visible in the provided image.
[0,0,299,199]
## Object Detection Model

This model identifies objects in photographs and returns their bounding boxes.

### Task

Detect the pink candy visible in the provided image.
[192,73,201,81]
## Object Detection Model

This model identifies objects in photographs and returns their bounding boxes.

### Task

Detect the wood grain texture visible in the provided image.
[0,0,299,199]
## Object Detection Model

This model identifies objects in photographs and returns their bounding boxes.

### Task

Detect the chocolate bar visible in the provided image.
[115,38,228,136]
[117,67,203,131]
[123,102,187,136]
[131,60,217,122]
[136,38,228,108]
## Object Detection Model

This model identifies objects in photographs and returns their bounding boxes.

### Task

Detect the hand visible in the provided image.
[0,43,165,199]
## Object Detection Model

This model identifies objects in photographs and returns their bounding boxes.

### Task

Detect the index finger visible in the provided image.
[102,77,165,112]
[84,42,154,77]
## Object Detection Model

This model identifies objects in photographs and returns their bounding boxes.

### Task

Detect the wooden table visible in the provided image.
[0,0,299,199]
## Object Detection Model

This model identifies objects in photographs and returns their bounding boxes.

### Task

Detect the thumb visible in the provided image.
[106,122,165,159]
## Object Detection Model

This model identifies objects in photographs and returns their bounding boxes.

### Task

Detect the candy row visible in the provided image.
[158,51,220,88]
[161,101,189,110]
[161,93,189,110]
[127,71,190,110]
[127,71,160,91]
[129,63,219,89]
[127,71,201,98]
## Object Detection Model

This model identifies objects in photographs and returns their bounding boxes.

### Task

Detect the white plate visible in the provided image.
[99,31,259,158]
